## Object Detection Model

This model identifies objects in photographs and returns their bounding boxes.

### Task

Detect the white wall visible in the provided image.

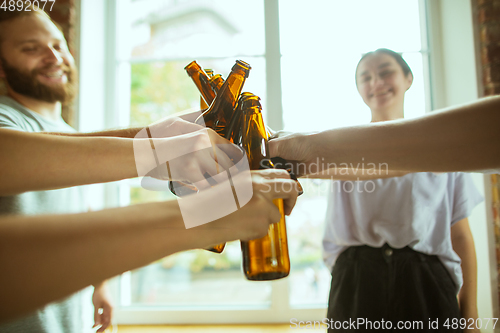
[427,0,499,326]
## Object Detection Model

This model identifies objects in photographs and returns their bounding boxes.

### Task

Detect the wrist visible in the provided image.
[305,132,323,174]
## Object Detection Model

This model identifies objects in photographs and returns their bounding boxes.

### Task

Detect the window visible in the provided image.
[100,0,430,324]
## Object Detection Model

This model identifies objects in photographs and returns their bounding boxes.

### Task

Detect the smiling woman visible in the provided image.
[318,49,483,331]
[355,49,413,122]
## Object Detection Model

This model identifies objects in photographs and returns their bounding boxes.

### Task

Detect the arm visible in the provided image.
[0,170,299,322]
[45,112,204,138]
[303,168,408,180]
[0,129,136,195]
[0,126,238,195]
[270,96,500,174]
[451,218,479,331]
[47,127,142,138]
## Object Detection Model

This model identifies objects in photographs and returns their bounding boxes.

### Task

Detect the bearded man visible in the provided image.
[0,6,113,333]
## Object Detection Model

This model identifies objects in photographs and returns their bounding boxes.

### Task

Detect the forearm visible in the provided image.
[305,168,407,180]
[456,239,478,316]
[0,170,300,322]
[46,127,141,138]
[0,200,206,322]
[0,129,137,195]
[308,96,500,172]
[174,109,203,123]
[451,220,478,317]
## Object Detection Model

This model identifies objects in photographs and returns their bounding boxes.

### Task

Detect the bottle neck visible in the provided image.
[241,109,269,169]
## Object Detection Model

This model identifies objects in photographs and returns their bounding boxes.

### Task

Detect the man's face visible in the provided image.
[0,14,77,103]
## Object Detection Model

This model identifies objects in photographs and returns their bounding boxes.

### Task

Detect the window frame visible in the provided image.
[78,0,432,324]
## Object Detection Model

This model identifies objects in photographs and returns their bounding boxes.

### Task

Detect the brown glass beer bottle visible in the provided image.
[199,68,214,109]
[200,68,226,254]
[195,60,251,137]
[236,95,290,281]
[185,61,216,107]
[209,74,225,93]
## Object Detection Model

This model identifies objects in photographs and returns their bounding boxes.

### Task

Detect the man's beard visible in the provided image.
[0,57,78,104]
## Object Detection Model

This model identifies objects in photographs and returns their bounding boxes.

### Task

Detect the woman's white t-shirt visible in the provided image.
[323,172,483,292]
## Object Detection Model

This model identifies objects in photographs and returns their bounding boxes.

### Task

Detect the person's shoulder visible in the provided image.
[0,95,19,112]
[0,96,30,130]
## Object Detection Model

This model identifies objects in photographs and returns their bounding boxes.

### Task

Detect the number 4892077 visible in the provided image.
[1,0,56,12]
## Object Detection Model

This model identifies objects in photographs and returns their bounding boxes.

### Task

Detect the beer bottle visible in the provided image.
[195,60,251,137]
[236,95,290,281]
[226,92,254,145]
[170,64,217,198]
[185,61,216,107]
[196,67,226,254]
[168,64,212,203]
[199,69,214,109]
[209,74,224,92]
[205,68,214,77]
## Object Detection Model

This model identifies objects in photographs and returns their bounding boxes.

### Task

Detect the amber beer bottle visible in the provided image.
[226,92,254,145]
[205,68,214,77]
[236,95,290,281]
[209,74,224,92]
[195,60,251,137]
[200,68,214,109]
[203,69,226,254]
[185,61,216,108]
[170,64,219,197]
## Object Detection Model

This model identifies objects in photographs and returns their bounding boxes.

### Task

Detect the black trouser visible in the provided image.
[327,244,462,332]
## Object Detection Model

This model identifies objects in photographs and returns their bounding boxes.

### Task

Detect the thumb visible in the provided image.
[268,137,280,158]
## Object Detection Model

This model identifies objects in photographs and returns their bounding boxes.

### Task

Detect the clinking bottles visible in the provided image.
[195,60,251,137]
[232,94,290,281]
[196,61,249,254]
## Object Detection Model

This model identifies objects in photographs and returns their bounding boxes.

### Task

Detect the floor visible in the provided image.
[116,324,321,332]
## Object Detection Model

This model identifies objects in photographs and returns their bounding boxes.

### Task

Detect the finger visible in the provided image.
[253,169,291,180]
[100,310,111,331]
[93,308,100,328]
[283,191,298,216]
[267,136,281,158]
[211,146,235,172]
[215,143,245,164]
[267,208,282,228]
[258,178,299,216]
[243,194,281,240]
[190,171,213,191]
[206,129,243,157]
[263,196,282,226]
[105,302,113,323]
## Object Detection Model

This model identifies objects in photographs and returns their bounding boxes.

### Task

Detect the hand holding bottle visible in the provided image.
[197,169,299,242]
[134,127,243,190]
[268,131,316,177]
[250,168,298,216]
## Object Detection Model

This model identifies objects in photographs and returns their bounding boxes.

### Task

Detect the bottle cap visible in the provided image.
[184,61,202,76]
[232,60,252,78]
[240,94,261,111]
